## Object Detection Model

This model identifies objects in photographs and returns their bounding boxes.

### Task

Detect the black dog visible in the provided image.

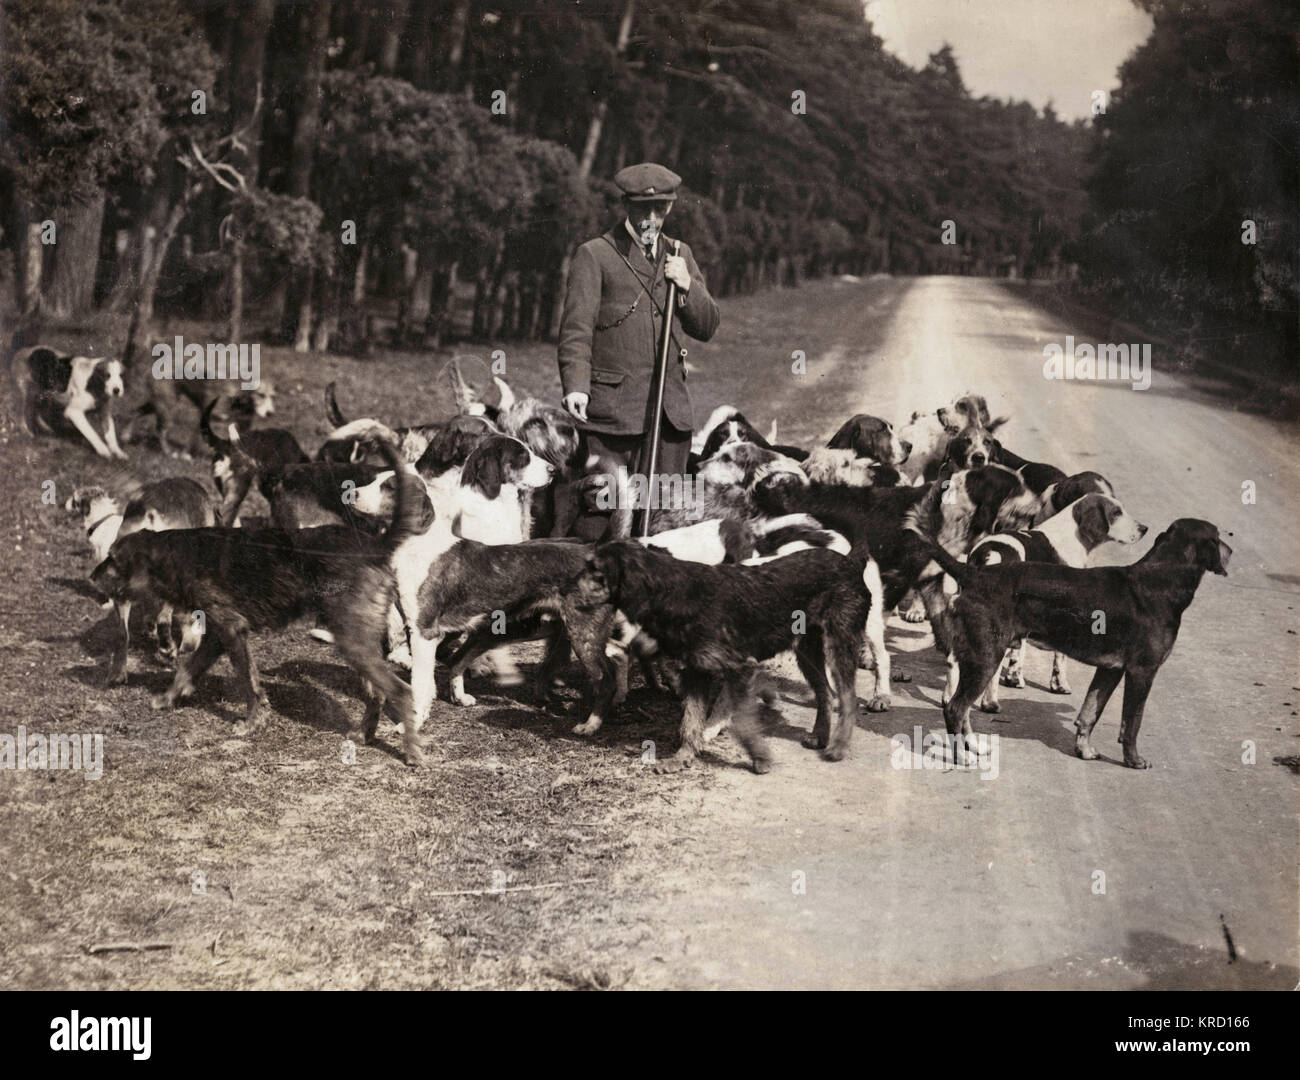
[578,542,875,771]
[200,398,309,525]
[928,519,1230,769]
[91,442,426,763]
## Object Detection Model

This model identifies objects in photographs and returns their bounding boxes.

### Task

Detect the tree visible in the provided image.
[0,0,214,318]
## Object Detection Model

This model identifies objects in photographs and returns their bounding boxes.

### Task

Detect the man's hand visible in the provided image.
[664,254,690,293]
[563,392,589,422]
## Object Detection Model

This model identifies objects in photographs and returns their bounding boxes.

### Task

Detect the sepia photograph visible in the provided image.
[0,0,1296,1015]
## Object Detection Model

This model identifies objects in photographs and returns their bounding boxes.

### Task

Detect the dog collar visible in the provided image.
[86,514,116,537]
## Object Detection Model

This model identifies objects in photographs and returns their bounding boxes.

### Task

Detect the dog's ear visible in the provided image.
[943,434,969,467]
[871,422,894,461]
[464,444,503,498]
[1199,536,1231,576]
[506,440,532,481]
[1074,495,1111,548]
[826,416,862,452]
[966,469,1010,538]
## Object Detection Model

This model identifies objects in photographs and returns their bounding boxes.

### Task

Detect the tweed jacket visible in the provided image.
[557,227,720,436]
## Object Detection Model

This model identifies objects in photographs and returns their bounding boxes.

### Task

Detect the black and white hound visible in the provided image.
[11,345,127,459]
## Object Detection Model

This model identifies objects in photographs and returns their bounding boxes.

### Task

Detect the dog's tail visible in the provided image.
[914,536,973,588]
[324,381,349,427]
[449,358,480,415]
[493,375,516,414]
[375,435,425,555]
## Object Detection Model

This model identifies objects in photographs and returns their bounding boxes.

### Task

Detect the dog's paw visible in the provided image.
[978,700,1001,714]
[1048,676,1071,694]
[999,670,1025,688]
[572,718,601,737]
[451,690,478,707]
[1074,740,1099,761]
[751,756,774,774]
[386,644,413,668]
[864,695,890,713]
[820,747,845,763]
[801,732,828,750]
[898,598,927,623]
[403,739,425,768]
[652,753,693,775]
[1123,753,1151,770]
[149,692,172,710]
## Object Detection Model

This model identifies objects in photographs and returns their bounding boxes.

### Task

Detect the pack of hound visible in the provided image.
[16,336,1228,774]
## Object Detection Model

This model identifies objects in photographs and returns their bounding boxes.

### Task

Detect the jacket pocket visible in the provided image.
[587,368,627,425]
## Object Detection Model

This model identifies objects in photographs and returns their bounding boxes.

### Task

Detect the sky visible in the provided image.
[864,0,1155,120]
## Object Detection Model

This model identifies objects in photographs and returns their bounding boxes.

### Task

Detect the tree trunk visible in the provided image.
[378,0,411,74]
[442,0,471,88]
[45,191,106,318]
[548,0,636,340]
[345,0,374,67]
[123,179,202,384]
[294,267,314,352]
[21,217,43,316]
[224,0,275,341]
[407,0,436,86]
[427,259,457,349]
[282,0,333,341]
[228,239,245,341]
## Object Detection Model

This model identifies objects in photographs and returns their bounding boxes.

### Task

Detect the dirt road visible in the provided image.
[619,276,1299,989]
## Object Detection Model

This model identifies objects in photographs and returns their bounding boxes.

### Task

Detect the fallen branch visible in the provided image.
[85,940,175,955]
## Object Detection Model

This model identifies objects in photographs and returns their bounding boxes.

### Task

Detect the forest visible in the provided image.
[0,0,1294,375]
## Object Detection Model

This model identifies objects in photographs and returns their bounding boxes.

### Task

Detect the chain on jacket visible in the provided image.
[594,294,639,332]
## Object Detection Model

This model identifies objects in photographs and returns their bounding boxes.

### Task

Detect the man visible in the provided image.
[558,162,720,539]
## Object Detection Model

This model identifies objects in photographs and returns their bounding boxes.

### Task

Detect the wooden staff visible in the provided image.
[640,238,680,538]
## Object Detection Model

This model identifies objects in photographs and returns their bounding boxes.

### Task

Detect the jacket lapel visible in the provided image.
[609,227,658,283]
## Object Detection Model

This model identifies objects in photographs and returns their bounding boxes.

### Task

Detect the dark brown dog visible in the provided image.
[91,442,426,763]
[577,542,875,771]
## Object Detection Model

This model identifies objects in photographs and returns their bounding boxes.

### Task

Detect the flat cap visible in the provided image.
[614,162,680,201]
